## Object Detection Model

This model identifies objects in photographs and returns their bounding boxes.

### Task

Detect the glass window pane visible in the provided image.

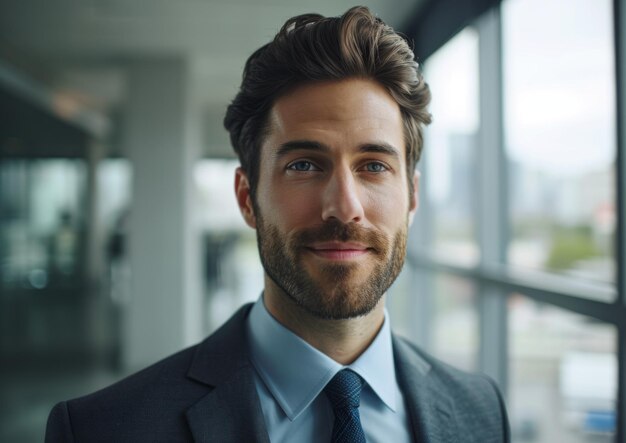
[431,273,478,371]
[508,294,617,442]
[389,268,478,372]
[502,0,616,287]
[423,28,480,266]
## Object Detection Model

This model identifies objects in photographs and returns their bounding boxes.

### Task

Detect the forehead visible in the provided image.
[263,78,404,155]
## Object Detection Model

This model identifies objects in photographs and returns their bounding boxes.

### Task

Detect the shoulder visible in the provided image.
[393,335,510,442]
[46,304,254,442]
[46,344,206,442]
[71,343,202,407]
[394,334,499,394]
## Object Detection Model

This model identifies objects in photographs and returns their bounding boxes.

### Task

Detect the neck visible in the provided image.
[262,276,386,365]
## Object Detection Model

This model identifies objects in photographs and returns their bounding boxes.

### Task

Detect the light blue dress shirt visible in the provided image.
[247,296,412,443]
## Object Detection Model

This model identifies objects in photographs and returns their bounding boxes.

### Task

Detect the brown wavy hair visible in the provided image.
[224,6,431,197]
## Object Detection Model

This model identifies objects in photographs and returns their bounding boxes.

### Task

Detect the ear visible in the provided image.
[235,167,257,229]
[408,171,420,226]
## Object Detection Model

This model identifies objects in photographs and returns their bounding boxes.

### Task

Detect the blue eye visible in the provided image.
[366,162,387,172]
[288,161,315,171]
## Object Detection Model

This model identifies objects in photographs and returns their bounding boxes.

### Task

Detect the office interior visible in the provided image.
[0,0,624,441]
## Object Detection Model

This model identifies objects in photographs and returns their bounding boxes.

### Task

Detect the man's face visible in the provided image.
[236,78,418,320]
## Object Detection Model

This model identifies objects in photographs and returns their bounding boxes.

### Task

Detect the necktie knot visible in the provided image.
[324,369,364,410]
[324,369,366,443]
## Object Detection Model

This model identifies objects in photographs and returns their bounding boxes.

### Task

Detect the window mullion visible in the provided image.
[476,6,509,395]
[614,0,626,439]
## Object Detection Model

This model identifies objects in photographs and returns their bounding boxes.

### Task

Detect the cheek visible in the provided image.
[260,183,321,227]
[363,184,409,227]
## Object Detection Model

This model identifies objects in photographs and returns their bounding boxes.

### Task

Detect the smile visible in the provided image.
[306,242,372,261]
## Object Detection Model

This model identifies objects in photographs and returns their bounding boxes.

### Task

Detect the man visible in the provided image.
[46,6,509,442]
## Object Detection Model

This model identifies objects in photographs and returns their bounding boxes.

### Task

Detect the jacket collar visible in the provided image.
[184,304,270,443]
[183,304,458,443]
[393,336,459,443]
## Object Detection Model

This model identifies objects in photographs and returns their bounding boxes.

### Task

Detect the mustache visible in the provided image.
[293,219,388,252]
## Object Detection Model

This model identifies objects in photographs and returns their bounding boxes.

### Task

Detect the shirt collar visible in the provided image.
[247,295,398,421]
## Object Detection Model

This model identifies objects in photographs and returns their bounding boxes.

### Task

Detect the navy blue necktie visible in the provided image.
[324,369,367,443]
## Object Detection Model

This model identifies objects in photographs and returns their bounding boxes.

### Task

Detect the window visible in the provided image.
[390,30,482,369]
[509,295,616,441]
[502,0,616,289]
[407,0,625,440]
[423,28,481,267]
[389,269,479,372]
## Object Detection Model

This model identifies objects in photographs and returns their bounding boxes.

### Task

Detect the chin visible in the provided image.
[296,283,384,320]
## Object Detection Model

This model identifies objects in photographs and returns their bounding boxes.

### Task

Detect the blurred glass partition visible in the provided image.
[0,155,132,442]
[502,0,616,288]
[0,71,134,441]
[0,159,89,363]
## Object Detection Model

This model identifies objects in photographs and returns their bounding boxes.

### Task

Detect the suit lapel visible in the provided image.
[185,364,270,443]
[184,304,270,443]
[393,336,459,443]
[182,306,460,442]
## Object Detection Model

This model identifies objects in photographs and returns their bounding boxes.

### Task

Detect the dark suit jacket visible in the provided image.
[46,304,510,442]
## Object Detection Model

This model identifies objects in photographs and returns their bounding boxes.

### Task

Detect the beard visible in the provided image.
[255,212,408,320]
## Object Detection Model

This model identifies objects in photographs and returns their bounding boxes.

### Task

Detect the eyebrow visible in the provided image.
[275,139,401,159]
[359,143,400,159]
[275,140,329,158]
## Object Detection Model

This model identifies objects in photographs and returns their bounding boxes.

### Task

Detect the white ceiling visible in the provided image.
[0,0,425,157]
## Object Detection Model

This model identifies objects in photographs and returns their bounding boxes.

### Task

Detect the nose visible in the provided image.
[321,167,364,224]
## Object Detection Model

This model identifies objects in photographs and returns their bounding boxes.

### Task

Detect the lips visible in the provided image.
[293,219,387,260]
[306,242,371,260]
